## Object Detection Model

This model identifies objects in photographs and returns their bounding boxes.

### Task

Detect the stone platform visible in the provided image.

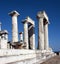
[0,49,55,64]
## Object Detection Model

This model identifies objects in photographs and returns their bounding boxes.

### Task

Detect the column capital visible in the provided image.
[8,10,20,16]
[22,16,34,26]
[37,11,49,24]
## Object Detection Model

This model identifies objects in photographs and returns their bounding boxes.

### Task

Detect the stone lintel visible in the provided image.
[22,16,34,25]
[8,10,20,16]
[37,11,49,24]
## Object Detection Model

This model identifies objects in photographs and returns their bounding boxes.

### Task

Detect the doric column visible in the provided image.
[9,11,19,44]
[38,18,44,50]
[22,21,28,49]
[19,32,23,43]
[44,23,49,50]
[37,12,44,50]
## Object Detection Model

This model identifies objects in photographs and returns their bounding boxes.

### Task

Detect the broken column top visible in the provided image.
[8,10,20,16]
[22,16,34,25]
[0,30,8,35]
[37,11,49,23]
[19,32,23,34]
[3,30,8,34]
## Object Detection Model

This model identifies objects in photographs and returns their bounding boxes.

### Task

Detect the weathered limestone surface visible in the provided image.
[0,49,55,64]
[37,17,44,50]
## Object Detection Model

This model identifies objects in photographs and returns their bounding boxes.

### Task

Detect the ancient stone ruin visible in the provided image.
[0,11,55,64]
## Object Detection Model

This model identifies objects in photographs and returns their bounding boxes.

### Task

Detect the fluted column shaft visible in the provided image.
[38,17,44,50]
[12,15,18,43]
[9,11,19,44]
[24,22,28,49]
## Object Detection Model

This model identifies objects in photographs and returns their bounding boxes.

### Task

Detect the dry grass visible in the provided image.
[41,56,60,64]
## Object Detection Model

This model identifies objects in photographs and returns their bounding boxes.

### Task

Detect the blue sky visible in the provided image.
[0,0,60,51]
